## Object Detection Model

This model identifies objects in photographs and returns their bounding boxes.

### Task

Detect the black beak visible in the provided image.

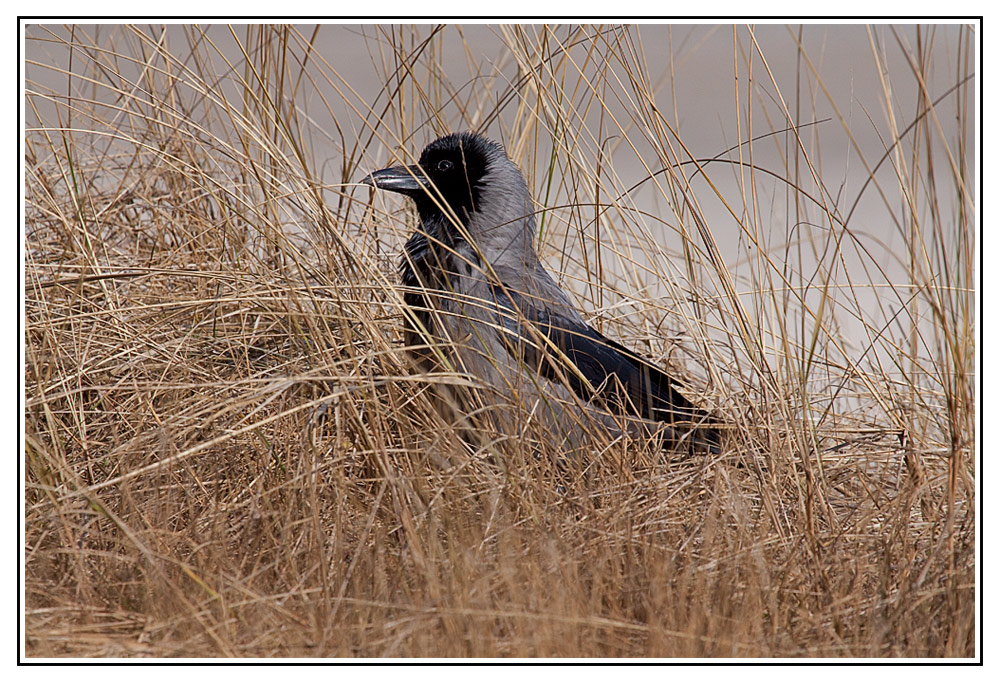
[361,165,429,195]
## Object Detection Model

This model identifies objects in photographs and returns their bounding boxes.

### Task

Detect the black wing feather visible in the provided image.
[490,285,719,449]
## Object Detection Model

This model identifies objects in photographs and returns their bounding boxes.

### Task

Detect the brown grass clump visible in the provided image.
[24,24,975,658]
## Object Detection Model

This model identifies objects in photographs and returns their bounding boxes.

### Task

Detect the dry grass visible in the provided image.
[23,23,975,658]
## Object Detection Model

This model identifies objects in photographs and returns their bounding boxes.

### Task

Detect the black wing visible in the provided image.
[491,285,720,450]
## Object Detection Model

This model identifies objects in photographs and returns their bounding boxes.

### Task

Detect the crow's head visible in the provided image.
[362,132,513,230]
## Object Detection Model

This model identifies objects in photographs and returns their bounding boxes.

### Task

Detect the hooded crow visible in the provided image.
[362,132,721,453]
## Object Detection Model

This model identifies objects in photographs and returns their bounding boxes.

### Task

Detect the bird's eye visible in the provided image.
[436,159,454,172]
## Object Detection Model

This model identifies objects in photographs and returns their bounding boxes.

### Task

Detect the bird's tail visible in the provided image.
[685,419,723,455]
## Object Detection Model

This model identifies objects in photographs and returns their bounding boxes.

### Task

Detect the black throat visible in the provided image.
[398,214,480,358]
